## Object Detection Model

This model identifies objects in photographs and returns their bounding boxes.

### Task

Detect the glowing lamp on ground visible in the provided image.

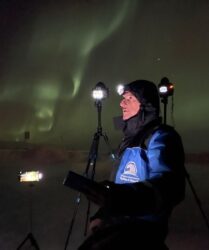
[19,171,43,182]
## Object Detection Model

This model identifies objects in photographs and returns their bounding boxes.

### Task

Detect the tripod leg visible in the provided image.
[186,171,209,232]
[17,234,30,250]
[84,200,91,236]
[64,193,82,250]
[28,233,40,250]
[17,233,40,250]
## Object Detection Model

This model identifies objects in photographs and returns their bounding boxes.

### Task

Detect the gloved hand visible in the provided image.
[85,180,114,206]
[88,218,104,234]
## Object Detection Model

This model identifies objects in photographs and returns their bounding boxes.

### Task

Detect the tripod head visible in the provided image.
[158,77,174,124]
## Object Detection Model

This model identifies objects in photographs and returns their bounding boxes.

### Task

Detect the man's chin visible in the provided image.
[122,115,129,121]
[123,113,138,121]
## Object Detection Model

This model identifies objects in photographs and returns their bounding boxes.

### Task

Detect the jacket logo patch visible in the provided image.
[119,161,140,183]
[123,161,137,175]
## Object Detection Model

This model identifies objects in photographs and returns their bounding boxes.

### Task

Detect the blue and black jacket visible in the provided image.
[112,124,185,222]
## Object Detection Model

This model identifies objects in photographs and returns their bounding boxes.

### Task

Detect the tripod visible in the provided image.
[17,183,40,250]
[64,99,114,250]
[160,92,209,233]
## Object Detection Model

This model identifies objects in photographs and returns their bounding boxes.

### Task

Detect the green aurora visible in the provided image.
[0,0,209,152]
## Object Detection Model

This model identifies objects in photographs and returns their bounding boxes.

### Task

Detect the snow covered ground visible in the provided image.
[0,150,208,250]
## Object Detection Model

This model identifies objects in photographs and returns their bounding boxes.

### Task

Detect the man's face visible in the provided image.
[120,91,141,120]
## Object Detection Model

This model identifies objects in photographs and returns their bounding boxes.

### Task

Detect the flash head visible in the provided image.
[19,171,43,182]
[158,77,174,98]
[116,84,125,95]
[92,82,109,101]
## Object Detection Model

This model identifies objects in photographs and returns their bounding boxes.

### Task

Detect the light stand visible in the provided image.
[17,171,43,250]
[161,96,168,125]
[64,82,114,250]
[17,186,40,250]
[158,77,209,233]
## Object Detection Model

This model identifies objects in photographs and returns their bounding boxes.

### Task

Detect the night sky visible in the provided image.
[1,0,209,152]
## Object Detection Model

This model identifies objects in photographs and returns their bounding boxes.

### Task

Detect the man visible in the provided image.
[79,80,185,250]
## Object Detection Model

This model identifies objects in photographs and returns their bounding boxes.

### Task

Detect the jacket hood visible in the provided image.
[115,80,162,157]
[124,79,160,116]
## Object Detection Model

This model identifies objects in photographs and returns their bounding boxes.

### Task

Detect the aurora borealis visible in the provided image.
[0,0,209,152]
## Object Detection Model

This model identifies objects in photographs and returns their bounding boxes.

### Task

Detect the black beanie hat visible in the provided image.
[123,79,160,113]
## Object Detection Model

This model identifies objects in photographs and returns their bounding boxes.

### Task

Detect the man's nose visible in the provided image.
[120,99,126,108]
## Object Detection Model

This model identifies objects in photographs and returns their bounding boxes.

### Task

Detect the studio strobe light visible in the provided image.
[158,77,174,98]
[158,77,174,124]
[92,82,109,101]
[17,170,43,250]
